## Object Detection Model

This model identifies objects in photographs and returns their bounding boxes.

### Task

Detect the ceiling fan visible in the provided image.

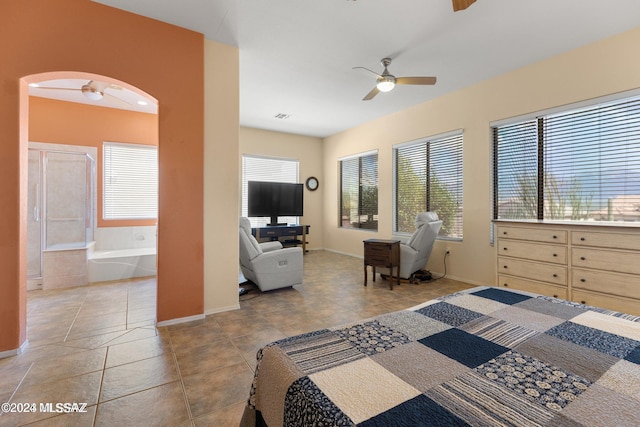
[33,80,131,105]
[353,58,437,101]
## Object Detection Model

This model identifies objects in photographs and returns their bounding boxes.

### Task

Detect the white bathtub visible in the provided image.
[88,247,156,283]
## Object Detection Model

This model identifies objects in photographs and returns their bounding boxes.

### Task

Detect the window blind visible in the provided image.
[103,142,158,220]
[340,152,378,230]
[242,155,299,227]
[493,96,640,222]
[394,133,463,239]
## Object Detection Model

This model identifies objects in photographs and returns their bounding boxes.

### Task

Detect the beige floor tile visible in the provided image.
[22,405,97,427]
[168,323,228,351]
[100,353,178,402]
[105,335,171,368]
[95,381,189,427]
[21,348,107,387]
[174,338,244,377]
[3,371,101,425]
[182,362,254,418]
[193,401,246,427]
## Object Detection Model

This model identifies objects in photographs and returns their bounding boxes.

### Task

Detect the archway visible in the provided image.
[23,71,159,345]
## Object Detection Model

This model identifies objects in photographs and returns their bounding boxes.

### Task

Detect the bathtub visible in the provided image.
[88,247,156,283]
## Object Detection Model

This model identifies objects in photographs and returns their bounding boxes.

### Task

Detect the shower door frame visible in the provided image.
[27,142,97,284]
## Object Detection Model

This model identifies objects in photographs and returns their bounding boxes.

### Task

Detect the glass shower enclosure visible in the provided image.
[27,148,95,283]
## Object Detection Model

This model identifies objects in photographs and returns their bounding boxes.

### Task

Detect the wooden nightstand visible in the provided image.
[363,239,400,290]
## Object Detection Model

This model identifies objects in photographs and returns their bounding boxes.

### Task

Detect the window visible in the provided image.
[103,142,158,220]
[340,151,378,230]
[242,155,299,227]
[493,95,640,223]
[394,132,463,239]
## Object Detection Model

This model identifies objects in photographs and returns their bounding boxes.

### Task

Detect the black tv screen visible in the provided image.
[248,181,303,226]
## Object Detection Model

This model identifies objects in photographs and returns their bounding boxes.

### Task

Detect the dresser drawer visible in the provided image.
[572,268,640,300]
[497,275,567,299]
[572,290,640,316]
[498,257,567,285]
[497,239,566,265]
[496,226,567,244]
[572,230,640,251]
[572,248,640,275]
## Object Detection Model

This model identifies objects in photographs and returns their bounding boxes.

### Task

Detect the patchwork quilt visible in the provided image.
[242,287,640,426]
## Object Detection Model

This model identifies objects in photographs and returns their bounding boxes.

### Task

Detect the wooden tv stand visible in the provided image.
[252,224,310,253]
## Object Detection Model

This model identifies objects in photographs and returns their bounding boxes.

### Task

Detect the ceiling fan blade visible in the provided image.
[396,76,437,85]
[35,87,81,92]
[452,0,476,12]
[353,66,382,78]
[363,86,380,101]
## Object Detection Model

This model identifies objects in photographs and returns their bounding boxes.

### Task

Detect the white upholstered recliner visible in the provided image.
[239,217,303,291]
[378,212,442,280]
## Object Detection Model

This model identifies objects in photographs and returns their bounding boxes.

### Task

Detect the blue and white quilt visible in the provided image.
[242,286,640,426]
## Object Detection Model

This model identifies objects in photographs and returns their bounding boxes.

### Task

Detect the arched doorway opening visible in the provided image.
[23,71,159,346]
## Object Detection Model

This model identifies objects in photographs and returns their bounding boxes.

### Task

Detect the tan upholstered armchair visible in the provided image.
[239,217,303,291]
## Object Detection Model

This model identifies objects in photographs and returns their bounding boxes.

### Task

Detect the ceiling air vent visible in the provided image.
[274,113,291,119]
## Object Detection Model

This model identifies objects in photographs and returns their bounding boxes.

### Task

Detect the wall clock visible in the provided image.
[305,177,319,191]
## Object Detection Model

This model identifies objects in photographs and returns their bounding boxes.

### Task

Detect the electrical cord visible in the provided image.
[430,251,448,281]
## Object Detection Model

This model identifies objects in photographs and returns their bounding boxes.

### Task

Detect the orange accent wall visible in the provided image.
[1,0,205,352]
[29,97,159,228]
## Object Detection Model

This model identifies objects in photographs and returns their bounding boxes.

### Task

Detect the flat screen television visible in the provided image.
[248,181,304,226]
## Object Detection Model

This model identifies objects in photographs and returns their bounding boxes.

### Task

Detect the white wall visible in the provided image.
[322,26,640,286]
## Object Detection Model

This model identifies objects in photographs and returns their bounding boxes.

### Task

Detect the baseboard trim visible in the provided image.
[156,314,205,327]
[324,248,362,259]
[0,339,29,359]
[204,304,240,316]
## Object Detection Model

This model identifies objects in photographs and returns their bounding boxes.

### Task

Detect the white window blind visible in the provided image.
[103,142,158,220]
[493,96,640,222]
[394,133,463,239]
[340,152,378,230]
[242,155,299,227]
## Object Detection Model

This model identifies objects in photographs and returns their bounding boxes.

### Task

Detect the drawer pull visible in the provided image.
[580,256,586,261]
[580,237,585,241]
[503,231,507,235]
[580,278,586,282]
[503,283,509,287]
[503,247,508,251]
[553,294,558,298]
[581,300,586,304]
[553,274,558,278]
[552,253,557,257]
[503,265,508,269]
[552,235,557,239]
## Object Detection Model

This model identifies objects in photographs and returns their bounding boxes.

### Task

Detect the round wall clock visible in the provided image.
[305,176,319,191]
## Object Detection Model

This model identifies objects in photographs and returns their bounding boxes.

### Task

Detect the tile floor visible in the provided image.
[0,250,473,426]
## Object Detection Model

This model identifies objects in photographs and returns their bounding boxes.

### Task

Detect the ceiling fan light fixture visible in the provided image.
[81,85,103,101]
[376,76,395,92]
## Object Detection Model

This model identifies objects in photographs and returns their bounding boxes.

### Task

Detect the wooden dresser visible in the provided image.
[495,221,640,315]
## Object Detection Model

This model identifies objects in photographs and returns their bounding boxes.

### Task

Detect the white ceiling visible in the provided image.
[29,79,158,114]
[43,0,640,137]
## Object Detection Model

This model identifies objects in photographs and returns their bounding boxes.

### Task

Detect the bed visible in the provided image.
[240,286,640,426]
